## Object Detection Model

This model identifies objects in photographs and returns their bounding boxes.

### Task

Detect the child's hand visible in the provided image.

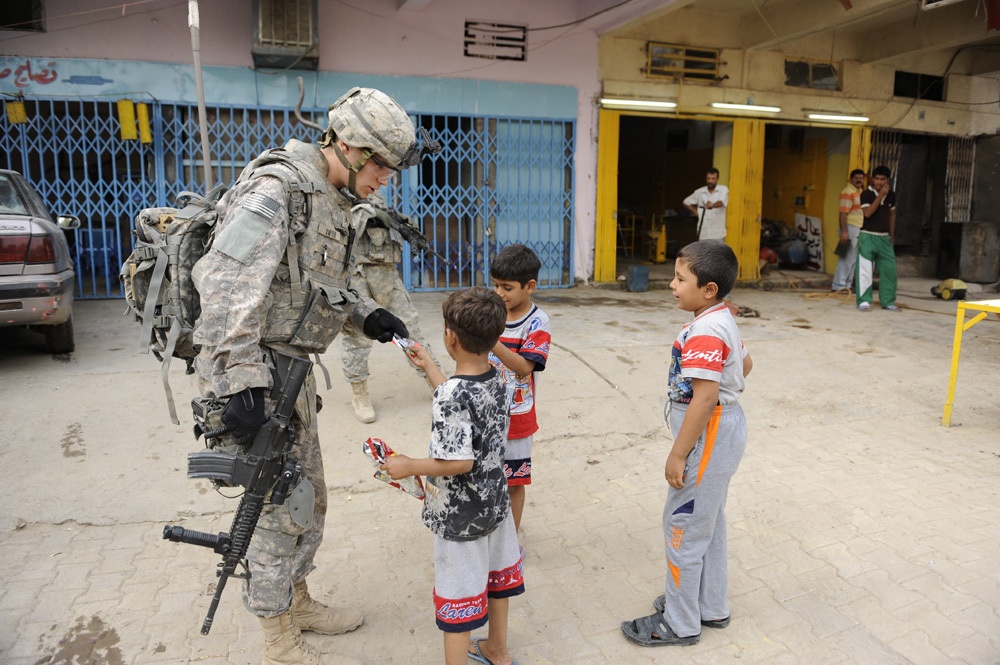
[380,454,414,480]
[405,342,433,369]
[665,452,687,489]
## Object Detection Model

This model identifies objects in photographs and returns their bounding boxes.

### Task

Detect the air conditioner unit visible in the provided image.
[921,0,966,9]
[252,0,319,70]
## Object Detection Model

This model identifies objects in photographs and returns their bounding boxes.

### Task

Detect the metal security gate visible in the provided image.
[0,99,161,299]
[1,97,574,298]
[944,136,974,224]
[399,114,574,290]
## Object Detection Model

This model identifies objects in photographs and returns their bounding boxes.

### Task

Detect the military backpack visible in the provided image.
[121,150,317,424]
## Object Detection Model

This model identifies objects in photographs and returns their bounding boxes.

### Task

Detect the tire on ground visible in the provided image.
[44,316,75,353]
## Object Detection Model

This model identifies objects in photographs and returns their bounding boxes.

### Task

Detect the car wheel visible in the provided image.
[44,316,75,353]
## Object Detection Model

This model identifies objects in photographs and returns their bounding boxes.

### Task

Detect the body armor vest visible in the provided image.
[250,141,360,353]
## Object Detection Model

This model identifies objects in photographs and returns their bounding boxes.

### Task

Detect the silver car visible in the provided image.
[0,170,81,353]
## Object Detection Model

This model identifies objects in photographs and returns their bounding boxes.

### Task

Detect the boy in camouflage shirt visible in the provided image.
[382,287,525,665]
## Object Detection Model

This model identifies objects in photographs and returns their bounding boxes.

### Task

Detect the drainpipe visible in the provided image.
[188,0,214,190]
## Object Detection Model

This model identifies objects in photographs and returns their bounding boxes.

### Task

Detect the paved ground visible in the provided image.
[1,278,999,665]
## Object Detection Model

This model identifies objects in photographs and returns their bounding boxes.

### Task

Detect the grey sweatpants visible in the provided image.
[662,401,747,637]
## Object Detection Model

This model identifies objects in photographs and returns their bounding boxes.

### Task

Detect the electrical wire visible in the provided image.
[0,0,169,30]
[491,0,641,33]
[0,0,185,42]
[750,0,780,40]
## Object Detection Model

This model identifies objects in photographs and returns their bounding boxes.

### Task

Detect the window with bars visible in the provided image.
[784,59,839,91]
[646,43,720,82]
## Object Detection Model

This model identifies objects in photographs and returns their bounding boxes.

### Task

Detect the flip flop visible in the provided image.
[620,612,700,647]
[468,637,519,665]
[652,594,730,628]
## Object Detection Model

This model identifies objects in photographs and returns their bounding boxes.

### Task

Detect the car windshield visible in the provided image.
[0,175,29,215]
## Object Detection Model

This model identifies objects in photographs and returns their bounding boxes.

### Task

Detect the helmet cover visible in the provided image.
[326,87,417,169]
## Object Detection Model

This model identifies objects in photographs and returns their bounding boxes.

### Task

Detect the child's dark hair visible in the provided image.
[676,241,738,298]
[872,165,891,178]
[442,287,507,354]
[490,244,540,287]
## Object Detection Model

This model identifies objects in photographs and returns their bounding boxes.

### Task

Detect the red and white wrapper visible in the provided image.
[363,437,425,500]
[392,334,418,356]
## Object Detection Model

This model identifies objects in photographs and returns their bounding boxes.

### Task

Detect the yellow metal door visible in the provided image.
[594,108,620,283]
[728,119,765,281]
[850,125,872,175]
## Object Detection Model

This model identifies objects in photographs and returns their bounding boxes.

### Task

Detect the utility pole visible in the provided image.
[188,0,213,190]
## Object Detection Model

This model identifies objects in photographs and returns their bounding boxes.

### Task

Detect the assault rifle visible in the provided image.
[341,186,452,268]
[367,200,454,269]
[163,355,312,635]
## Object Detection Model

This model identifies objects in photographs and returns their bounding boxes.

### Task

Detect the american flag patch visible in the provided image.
[242,192,281,219]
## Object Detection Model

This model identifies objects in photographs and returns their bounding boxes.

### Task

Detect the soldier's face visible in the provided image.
[354,154,395,199]
[333,143,394,199]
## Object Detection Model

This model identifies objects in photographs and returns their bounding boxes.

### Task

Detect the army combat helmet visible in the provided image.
[324,87,439,195]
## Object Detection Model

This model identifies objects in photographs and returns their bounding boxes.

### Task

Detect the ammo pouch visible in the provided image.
[262,279,358,352]
[189,395,242,487]
[366,226,390,262]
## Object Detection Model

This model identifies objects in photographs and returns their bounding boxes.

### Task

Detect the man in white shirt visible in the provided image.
[683,168,729,241]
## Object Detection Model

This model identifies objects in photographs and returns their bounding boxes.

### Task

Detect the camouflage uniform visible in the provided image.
[342,197,438,384]
[192,138,375,618]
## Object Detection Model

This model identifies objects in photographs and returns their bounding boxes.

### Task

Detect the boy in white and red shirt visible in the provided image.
[622,240,752,648]
[488,244,552,536]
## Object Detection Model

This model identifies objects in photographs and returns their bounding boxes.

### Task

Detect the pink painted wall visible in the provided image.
[1,0,601,279]
[0,1,253,66]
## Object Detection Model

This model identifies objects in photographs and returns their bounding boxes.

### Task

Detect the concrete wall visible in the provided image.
[973,135,1000,224]
[1,0,602,279]
[599,12,1000,137]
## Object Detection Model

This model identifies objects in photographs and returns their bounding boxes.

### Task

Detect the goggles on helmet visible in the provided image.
[397,127,442,168]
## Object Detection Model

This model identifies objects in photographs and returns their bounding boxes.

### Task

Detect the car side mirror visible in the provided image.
[57,215,81,230]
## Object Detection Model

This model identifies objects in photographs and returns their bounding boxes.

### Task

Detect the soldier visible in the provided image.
[342,192,441,423]
[192,87,426,665]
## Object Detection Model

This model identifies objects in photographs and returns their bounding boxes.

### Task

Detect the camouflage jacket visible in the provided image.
[350,191,404,270]
[192,140,376,398]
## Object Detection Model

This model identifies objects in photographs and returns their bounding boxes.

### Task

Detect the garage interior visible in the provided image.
[612,114,968,283]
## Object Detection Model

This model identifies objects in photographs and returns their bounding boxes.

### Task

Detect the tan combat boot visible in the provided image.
[259,612,363,665]
[291,579,364,636]
[259,612,321,665]
[350,381,376,423]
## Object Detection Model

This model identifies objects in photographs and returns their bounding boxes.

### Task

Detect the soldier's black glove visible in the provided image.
[221,386,267,446]
[363,308,409,343]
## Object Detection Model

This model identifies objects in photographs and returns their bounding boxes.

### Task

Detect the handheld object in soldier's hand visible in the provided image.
[363,437,425,499]
[392,334,418,358]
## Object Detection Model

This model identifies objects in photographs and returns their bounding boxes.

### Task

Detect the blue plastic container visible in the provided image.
[626,265,649,292]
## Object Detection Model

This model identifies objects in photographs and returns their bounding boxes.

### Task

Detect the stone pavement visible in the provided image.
[1,281,999,665]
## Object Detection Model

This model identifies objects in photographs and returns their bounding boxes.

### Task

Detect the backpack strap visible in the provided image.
[139,248,169,353]
[242,158,318,310]
[161,318,183,424]
[312,352,332,390]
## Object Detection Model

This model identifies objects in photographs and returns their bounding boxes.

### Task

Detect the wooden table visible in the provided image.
[941,298,1000,427]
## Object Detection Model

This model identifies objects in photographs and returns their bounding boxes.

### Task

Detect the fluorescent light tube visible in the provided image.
[807,113,869,122]
[600,98,677,109]
[711,102,781,113]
